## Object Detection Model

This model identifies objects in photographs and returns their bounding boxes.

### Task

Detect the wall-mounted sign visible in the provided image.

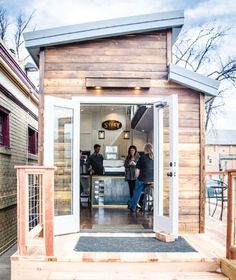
[102,120,122,130]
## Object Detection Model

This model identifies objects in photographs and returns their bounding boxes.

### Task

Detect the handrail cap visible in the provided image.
[15,165,55,169]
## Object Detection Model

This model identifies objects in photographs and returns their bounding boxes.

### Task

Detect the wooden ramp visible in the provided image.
[11,231,227,280]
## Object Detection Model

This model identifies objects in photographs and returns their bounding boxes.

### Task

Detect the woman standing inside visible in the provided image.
[128,143,154,212]
[124,145,140,199]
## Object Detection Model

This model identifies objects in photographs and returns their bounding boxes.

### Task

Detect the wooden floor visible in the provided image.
[80,205,153,230]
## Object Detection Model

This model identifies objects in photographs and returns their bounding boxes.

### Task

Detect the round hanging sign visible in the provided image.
[102,120,122,130]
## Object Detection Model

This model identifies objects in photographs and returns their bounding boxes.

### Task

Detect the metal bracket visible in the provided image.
[155,101,168,109]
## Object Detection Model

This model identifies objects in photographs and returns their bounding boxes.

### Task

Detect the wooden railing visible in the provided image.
[15,166,54,257]
[227,169,236,259]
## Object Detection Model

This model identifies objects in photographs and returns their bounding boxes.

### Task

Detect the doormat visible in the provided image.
[74,236,197,253]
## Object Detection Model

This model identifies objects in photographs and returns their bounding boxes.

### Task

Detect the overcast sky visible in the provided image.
[2,0,236,130]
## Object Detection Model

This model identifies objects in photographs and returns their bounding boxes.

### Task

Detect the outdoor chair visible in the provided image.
[206,179,228,220]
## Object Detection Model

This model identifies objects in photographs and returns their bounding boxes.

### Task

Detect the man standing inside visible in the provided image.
[87,144,104,175]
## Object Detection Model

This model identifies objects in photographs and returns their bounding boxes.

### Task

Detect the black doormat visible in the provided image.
[74,236,197,253]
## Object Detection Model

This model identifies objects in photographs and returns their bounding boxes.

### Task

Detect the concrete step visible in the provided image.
[49,271,229,280]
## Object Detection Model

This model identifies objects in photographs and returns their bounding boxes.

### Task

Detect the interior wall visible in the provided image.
[80,107,147,158]
[132,130,147,152]
[148,130,154,144]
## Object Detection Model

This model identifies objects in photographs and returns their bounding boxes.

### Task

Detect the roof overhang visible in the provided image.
[24,10,184,65]
[168,64,220,97]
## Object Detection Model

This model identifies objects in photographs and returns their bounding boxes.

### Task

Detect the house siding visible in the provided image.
[0,90,38,254]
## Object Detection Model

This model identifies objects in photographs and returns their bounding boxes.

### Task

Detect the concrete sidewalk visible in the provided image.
[0,244,17,280]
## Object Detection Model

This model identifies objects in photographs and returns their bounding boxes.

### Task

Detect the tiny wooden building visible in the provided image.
[23,10,219,236]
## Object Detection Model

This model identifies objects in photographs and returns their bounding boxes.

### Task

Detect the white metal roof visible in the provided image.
[168,64,220,96]
[24,10,184,65]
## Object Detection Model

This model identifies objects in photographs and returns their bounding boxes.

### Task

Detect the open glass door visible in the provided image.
[44,96,80,235]
[153,94,179,237]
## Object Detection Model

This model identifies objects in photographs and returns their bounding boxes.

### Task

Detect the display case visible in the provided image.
[92,176,129,206]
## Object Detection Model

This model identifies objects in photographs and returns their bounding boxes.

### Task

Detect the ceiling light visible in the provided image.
[123,130,130,140]
[95,86,102,89]
[134,86,141,90]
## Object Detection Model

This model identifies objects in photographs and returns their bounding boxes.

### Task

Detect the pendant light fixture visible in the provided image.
[98,106,105,139]
[98,130,105,139]
[123,107,130,140]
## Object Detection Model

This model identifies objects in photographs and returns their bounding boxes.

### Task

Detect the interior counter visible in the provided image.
[91,176,130,206]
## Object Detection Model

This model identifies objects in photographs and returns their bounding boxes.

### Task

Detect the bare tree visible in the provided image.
[14,10,35,58]
[0,5,10,41]
[173,22,236,130]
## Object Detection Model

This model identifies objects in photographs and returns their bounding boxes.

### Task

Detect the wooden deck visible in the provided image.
[11,204,229,279]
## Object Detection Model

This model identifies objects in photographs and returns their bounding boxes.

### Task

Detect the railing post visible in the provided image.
[44,168,54,256]
[15,166,54,257]
[227,170,236,259]
[17,168,27,256]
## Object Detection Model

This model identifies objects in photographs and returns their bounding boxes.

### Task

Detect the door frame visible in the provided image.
[73,95,179,236]
[44,95,179,235]
[153,95,179,237]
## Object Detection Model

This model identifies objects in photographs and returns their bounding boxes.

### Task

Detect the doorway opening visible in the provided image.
[79,103,154,232]
[45,94,178,236]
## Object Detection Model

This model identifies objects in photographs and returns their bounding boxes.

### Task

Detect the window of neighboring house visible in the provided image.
[0,107,10,148]
[28,126,38,155]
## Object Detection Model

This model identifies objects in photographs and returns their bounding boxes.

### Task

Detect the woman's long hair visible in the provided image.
[144,143,154,160]
[128,145,137,157]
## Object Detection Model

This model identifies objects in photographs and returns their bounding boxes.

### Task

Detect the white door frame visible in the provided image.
[44,95,179,235]
[153,95,179,237]
[73,95,179,236]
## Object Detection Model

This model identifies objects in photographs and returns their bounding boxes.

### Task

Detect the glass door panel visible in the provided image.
[54,106,73,216]
[163,106,170,217]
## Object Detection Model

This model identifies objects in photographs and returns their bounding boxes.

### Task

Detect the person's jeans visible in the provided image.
[128,179,145,211]
[128,180,136,198]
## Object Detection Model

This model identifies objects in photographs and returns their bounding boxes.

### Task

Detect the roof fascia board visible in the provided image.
[25,18,184,49]
[24,10,184,65]
[24,10,184,46]
[168,64,220,96]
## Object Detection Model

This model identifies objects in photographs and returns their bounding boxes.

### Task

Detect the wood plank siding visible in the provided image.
[42,30,203,233]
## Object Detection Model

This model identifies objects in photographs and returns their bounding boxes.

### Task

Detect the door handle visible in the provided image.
[167,172,173,177]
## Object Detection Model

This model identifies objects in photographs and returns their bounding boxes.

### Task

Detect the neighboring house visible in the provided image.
[206,129,236,173]
[0,40,39,254]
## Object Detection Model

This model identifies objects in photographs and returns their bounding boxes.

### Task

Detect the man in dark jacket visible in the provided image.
[87,144,104,175]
